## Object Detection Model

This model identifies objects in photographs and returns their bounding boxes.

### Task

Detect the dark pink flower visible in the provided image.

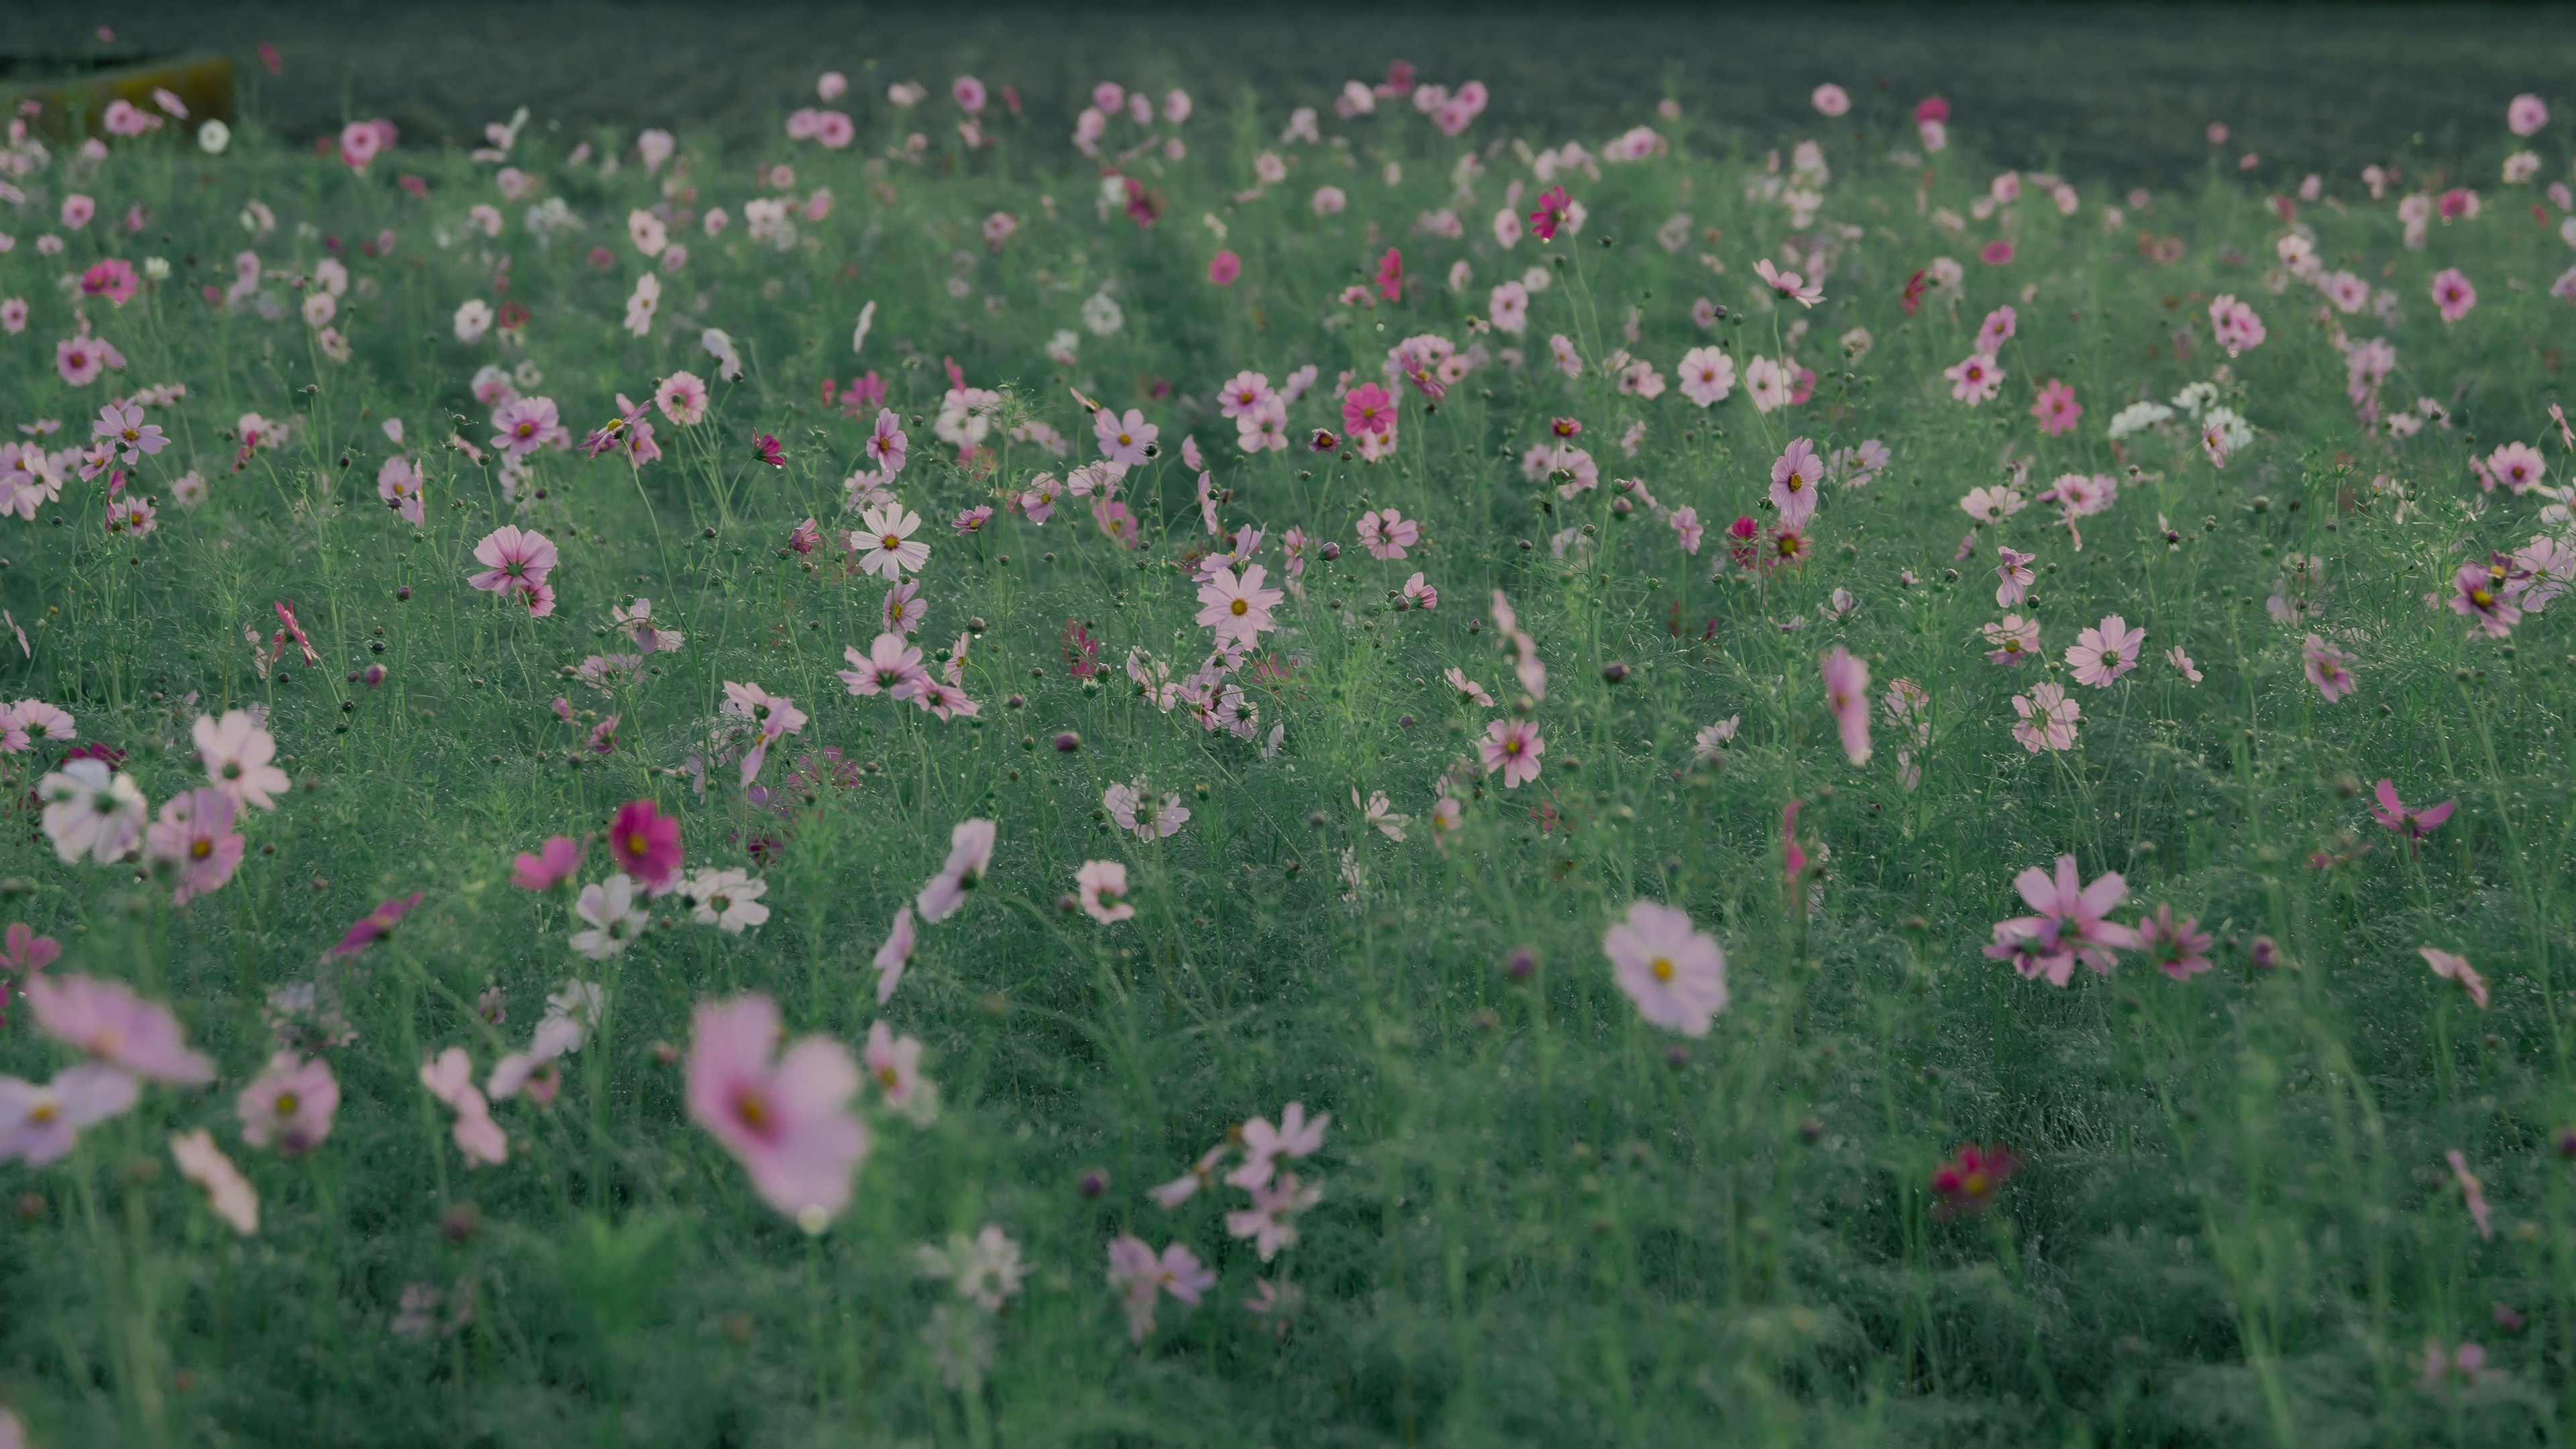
[327,893,423,960]
[607,800,682,890]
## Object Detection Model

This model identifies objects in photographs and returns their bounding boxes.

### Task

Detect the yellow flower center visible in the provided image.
[1230,598,1248,616]
[625,830,649,855]
[191,838,213,859]
[881,535,902,551]
[1651,957,1674,981]
[30,1100,57,1124]
[276,1091,300,1116]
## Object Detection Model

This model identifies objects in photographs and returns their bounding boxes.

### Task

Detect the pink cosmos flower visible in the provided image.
[2208,294,2265,355]
[872,905,916,1005]
[1982,855,2138,985]
[2135,906,2214,980]
[327,892,423,960]
[1356,508,1419,560]
[1676,347,1734,407]
[419,1047,508,1166]
[195,710,289,810]
[1107,1236,1217,1342]
[687,994,870,1224]
[2009,682,2080,753]
[1994,547,2035,606]
[840,633,930,700]
[1603,900,1729,1036]
[1,922,61,1026]
[2509,93,2550,136]
[1228,1102,1330,1189]
[2371,780,2455,847]
[170,1129,260,1234]
[1445,667,1496,708]
[2450,558,2524,638]
[1093,408,1157,467]
[1811,83,1850,116]
[2029,378,2081,435]
[1821,646,1871,765]
[1945,352,2004,405]
[468,525,557,595]
[2486,442,2546,494]
[237,1051,339,1155]
[866,409,907,477]
[2422,948,2490,1010]
[2065,614,2146,687]
[94,400,164,462]
[2303,634,2356,701]
[1226,1173,1322,1261]
[57,336,105,386]
[2447,1148,2494,1240]
[655,371,709,425]
[722,681,807,786]
[1979,239,2015,265]
[1208,250,1241,286]
[1974,305,2017,354]
[917,818,997,924]
[1218,372,1276,420]
[28,973,216,1083]
[1342,383,1395,436]
[2167,646,2202,684]
[865,1021,938,1124]
[2430,268,2476,321]
[607,800,683,891]
[1769,438,1822,528]
[1105,780,1189,840]
[1754,258,1823,307]
[1400,572,1438,610]
[0,1063,140,1165]
[490,395,559,455]
[854,504,929,580]
[1480,718,1545,788]
[145,788,245,905]
[1075,860,1134,923]
[1984,614,2041,665]
[512,835,584,890]
[378,455,425,523]
[1194,564,1283,649]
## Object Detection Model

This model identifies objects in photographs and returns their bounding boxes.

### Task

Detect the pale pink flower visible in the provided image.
[1983,614,2041,665]
[2166,646,2202,684]
[839,633,929,700]
[1670,506,1704,555]
[29,973,215,1083]
[866,409,908,477]
[2009,681,2080,753]
[1603,900,1729,1036]
[854,504,929,579]
[2208,294,2266,355]
[1093,407,1157,467]
[1075,860,1134,923]
[1480,718,1545,788]
[1444,667,1495,708]
[872,905,916,1005]
[237,1051,339,1155]
[2447,1148,2494,1239]
[419,1048,508,1167]
[1195,564,1283,648]
[1107,1236,1216,1342]
[1982,855,2137,985]
[1105,780,1189,840]
[2065,614,2146,686]
[686,994,870,1225]
[2422,948,2489,1010]
[2303,634,2355,701]
[1944,352,2004,405]
[0,1063,139,1165]
[1225,1172,1322,1261]
[195,710,289,810]
[490,395,559,455]
[1769,438,1822,528]
[1994,547,2035,606]
[1356,508,1419,560]
[865,1020,939,1125]
[468,525,557,594]
[654,371,709,425]
[145,788,245,905]
[1821,646,1871,765]
[2430,268,2477,322]
[170,1128,259,1234]
[916,818,997,924]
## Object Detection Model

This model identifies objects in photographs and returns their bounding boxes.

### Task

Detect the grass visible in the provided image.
[1,64,2575,1448]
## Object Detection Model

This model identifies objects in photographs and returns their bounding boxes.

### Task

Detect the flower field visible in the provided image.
[3,57,2576,1447]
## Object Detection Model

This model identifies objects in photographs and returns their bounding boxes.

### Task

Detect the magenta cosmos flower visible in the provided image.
[917,818,997,924]
[608,799,684,891]
[2029,378,2081,435]
[511,835,584,890]
[27,973,216,1083]
[327,892,424,959]
[1931,1144,2021,1220]
[2302,634,2356,700]
[1820,646,1872,765]
[237,1051,340,1155]
[2135,905,2213,981]
[1207,250,1240,286]
[1480,718,1545,788]
[468,525,557,594]
[2449,559,2523,638]
[2371,780,2455,845]
[685,993,871,1226]
[1528,185,1572,241]
[1603,900,1729,1036]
